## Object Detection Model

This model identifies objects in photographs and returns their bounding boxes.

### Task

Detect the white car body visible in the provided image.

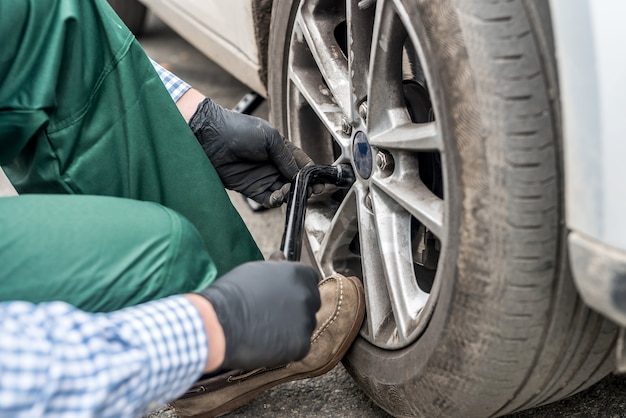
[550,0,626,326]
[139,0,267,95]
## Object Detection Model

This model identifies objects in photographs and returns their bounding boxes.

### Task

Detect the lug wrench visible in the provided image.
[278,164,355,261]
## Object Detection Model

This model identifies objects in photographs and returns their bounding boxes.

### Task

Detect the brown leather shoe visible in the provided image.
[170,273,365,418]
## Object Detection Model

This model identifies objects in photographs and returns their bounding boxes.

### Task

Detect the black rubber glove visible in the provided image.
[189,98,314,208]
[198,261,321,371]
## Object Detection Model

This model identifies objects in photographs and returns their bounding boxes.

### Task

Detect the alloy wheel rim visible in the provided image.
[285,0,450,350]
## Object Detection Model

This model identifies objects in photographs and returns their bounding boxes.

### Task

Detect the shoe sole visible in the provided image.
[205,275,366,418]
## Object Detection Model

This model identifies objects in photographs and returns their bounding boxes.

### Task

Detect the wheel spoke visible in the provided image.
[296,5,351,117]
[371,185,430,345]
[372,154,445,240]
[366,0,407,134]
[346,0,375,121]
[288,75,350,151]
[353,184,393,341]
[369,121,442,151]
[316,187,360,276]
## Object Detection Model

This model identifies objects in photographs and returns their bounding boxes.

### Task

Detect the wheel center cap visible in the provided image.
[352,131,373,179]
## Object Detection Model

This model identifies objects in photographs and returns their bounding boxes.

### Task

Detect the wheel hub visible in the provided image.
[352,131,373,179]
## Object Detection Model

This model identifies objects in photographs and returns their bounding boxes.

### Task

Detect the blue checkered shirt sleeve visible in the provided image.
[151,59,192,102]
[0,295,208,418]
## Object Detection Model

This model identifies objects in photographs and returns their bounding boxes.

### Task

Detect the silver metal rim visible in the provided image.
[285,0,449,350]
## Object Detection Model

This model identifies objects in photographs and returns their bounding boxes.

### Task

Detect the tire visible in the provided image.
[268,0,617,416]
[107,0,147,36]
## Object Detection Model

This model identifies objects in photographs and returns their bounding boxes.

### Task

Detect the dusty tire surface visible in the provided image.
[268,0,618,417]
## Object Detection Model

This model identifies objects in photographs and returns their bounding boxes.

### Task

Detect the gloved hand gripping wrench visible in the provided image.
[278,165,355,261]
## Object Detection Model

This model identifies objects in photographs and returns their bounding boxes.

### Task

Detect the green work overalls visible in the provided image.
[0,0,262,312]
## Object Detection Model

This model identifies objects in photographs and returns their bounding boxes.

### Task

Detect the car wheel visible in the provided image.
[107,0,147,36]
[268,0,617,416]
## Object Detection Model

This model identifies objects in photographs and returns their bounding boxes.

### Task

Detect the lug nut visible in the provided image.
[342,118,352,136]
[364,193,373,210]
[359,102,368,121]
[376,150,394,172]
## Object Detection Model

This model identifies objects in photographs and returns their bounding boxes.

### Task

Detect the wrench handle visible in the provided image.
[280,165,354,262]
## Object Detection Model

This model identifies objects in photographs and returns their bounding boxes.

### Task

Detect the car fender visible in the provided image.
[550,0,626,325]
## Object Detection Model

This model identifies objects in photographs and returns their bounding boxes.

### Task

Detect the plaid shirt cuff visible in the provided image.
[0,296,208,418]
[110,295,209,411]
[150,59,192,102]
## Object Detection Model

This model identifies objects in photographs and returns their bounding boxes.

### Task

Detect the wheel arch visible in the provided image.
[252,0,275,91]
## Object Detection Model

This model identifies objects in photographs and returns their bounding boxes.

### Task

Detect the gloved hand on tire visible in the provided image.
[189,98,314,208]
[197,261,321,370]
